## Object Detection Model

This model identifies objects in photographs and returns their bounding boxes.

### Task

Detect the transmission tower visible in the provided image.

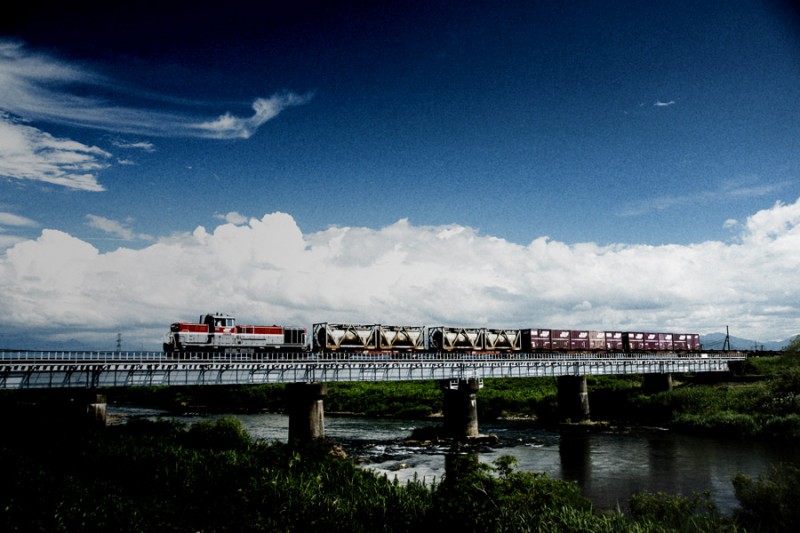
[116,332,122,352]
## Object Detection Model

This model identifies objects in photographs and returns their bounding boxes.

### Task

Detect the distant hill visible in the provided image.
[0,334,100,352]
[700,332,795,352]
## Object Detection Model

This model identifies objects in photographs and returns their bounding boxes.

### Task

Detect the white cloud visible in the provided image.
[654,100,675,107]
[0,211,37,251]
[723,218,738,229]
[193,93,313,139]
[619,178,786,217]
[2,200,800,348]
[0,234,26,249]
[0,114,109,190]
[214,211,249,225]
[85,214,153,241]
[741,199,800,245]
[0,40,311,139]
[0,211,37,227]
[112,140,155,151]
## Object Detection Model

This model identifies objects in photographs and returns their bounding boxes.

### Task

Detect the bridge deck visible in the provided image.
[0,351,746,389]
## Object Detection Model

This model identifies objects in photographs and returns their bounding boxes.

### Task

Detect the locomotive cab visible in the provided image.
[202,313,235,332]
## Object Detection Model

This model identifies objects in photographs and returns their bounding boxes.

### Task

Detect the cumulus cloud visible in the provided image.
[0,114,110,190]
[2,200,799,348]
[0,40,310,139]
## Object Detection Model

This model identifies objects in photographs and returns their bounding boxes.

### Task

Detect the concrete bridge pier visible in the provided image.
[557,375,590,422]
[440,378,483,440]
[643,373,673,394]
[86,393,107,428]
[286,382,327,443]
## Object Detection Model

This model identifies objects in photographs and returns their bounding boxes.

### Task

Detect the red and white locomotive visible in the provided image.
[163,313,306,355]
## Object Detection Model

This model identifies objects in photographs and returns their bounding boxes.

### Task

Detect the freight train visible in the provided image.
[163,313,701,356]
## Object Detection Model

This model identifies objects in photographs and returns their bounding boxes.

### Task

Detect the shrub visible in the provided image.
[628,490,730,532]
[184,416,253,450]
[733,463,800,532]
[761,414,800,440]
[673,412,760,438]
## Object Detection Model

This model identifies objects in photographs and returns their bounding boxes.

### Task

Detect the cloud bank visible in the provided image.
[1,199,799,349]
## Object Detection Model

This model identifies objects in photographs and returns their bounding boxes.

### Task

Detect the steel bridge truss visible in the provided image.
[0,351,745,390]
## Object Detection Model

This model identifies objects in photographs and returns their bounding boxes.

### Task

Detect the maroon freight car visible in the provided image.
[605,331,624,350]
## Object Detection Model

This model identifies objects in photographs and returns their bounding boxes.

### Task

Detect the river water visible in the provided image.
[110,407,800,515]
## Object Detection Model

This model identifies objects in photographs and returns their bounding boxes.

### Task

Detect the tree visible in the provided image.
[784,335,800,362]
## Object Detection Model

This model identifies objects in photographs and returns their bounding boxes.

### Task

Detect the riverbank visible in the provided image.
[4,410,798,532]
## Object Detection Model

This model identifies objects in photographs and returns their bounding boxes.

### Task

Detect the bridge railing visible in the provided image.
[0,351,166,362]
[0,350,747,364]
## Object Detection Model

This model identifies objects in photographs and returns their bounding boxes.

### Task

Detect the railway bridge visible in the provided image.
[1,350,746,442]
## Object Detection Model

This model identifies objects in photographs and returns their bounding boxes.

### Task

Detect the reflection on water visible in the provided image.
[111,407,800,514]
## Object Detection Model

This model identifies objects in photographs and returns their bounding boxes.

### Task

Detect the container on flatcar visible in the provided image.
[672,333,689,351]
[644,333,660,351]
[551,329,571,350]
[570,330,590,350]
[313,323,379,351]
[605,331,624,351]
[685,333,701,351]
[429,327,485,351]
[485,328,522,351]
[521,329,552,350]
[588,331,607,351]
[657,333,674,351]
[622,332,645,351]
[377,325,426,351]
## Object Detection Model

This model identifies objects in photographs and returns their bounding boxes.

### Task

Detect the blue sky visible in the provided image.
[1,1,799,348]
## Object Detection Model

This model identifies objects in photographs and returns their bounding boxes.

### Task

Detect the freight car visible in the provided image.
[312,323,425,352]
[163,313,306,355]
[311,324,701,354]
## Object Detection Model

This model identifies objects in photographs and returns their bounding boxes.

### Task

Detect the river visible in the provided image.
[110,406,800,515]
